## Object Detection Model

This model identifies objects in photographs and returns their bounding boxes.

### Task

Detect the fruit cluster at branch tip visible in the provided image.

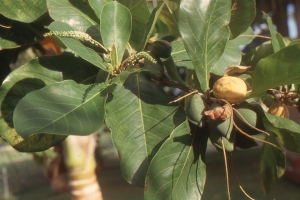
[213,76,247,104]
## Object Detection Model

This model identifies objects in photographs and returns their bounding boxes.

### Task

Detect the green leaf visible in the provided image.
[249,102,300,153]
[242,41,273,68]
[230,26,254,46]
[178,0,231,92]
[171,39,193,69]
[137,2,165,51]
[0,15,45,49]
[229,0,255,38]
[263,112,300,153]
[105,73,186,186]
[47,0,100,40]
[48,21,107,71]
[89,0,112,16]
[211,40,241,76]
[209,126,235,152]
[118,0,150,50]
[0,0,47,23]
[260,134,285,194]
[233,101,264,135]
[264,13,285,52]
[38,52,100,84]
[13,80,108,137]
[0,58,66,152]
[144,120,208,199]
[212,27,254,76]
[100,1,132,65]
[159,3,180,37]
[250,44,300,97]
[163,57,188,87]
[288,39,300,46]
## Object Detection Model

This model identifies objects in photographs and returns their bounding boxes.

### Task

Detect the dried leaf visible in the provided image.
[204,103,232,120]
[224,65,250,76]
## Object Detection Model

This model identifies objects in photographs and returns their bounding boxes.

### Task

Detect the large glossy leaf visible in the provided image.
[212,27,254,76]
[230,26,254,46]
[89,0,112,16]
[211,40,241,76]
[100,1,132,65]
[265,13,285,53]
[105,73,186,186]
[229,0,255,38]
[0,0,47,23]
[47,0,100,40]
[48,21,107,71]
[0,15,45,49]
[260,134,285,195]
[0,59,66,152]
[13,80,108,138]
[144,120,208,200]
[118,0,150,50]
[136,2,165,51]
[250,44,300,97]
[178,0,231,92]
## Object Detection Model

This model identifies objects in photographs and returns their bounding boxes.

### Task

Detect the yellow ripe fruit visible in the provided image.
[268,101,289,118]
[213,76,247,104]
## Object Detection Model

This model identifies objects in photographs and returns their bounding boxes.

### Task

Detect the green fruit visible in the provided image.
[235,132,258,149]
[186,93,207,127]
[143,55,164,80]
[233,102,264,135]
[151,40,172,59]
[209,132,235,152]
[208,103,233,139]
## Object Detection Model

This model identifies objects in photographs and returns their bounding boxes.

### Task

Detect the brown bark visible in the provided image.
[272,0,289,37]
[294,0,300,38]
[64,135,103,200]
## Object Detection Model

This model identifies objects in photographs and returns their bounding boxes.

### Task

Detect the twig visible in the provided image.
[229,154,256,200]
[174,59,191,63]
[218,99,283,151]
[233,120,282,151]
[222,138,231,200]
[232,108,270,136]
[168,90,198,104]
[239,34,271,39]
[0,24,11,28]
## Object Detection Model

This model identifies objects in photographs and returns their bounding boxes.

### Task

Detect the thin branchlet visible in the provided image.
[222,139,231,200]
[229,154,256,200]
[232,107,270,136]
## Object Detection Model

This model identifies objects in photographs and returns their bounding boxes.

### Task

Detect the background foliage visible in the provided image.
[1,0,300,199]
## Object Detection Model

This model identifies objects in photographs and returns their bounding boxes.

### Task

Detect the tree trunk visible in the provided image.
[294,0,300,38]
[64,135,102,200]
[272,0,289,37]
